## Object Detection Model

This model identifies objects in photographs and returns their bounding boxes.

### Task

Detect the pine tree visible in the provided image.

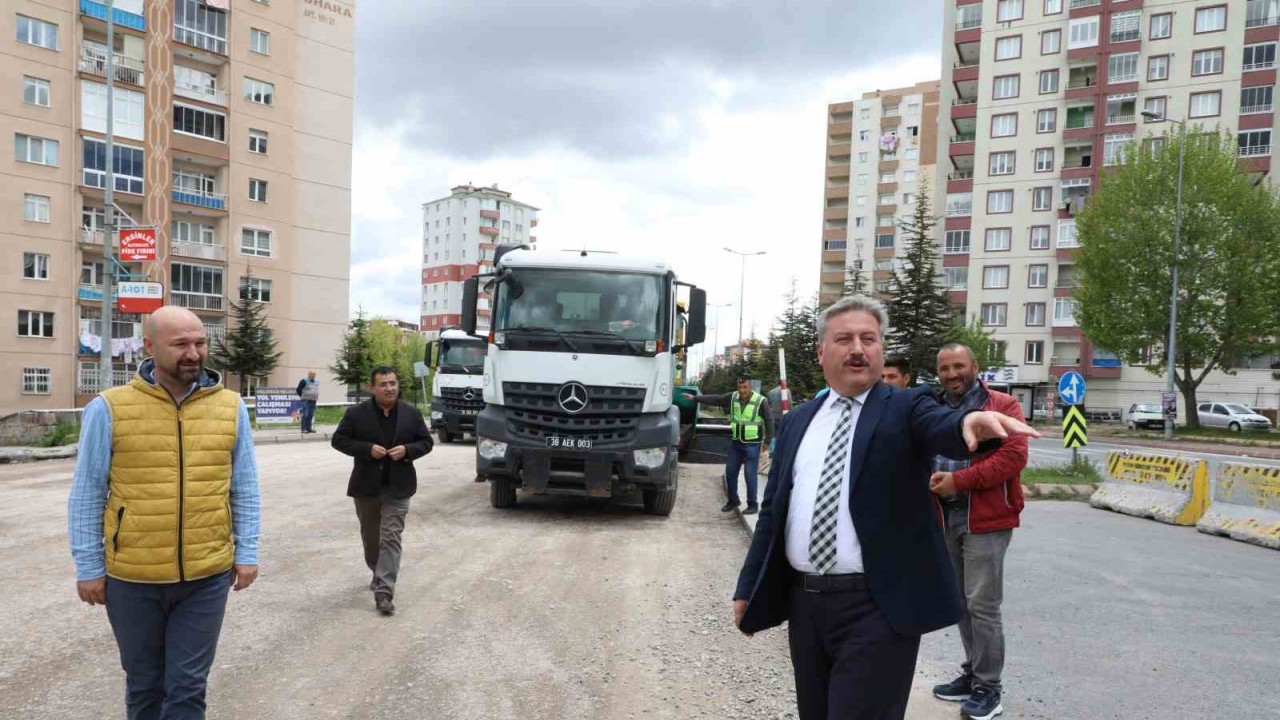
[884,181,954,385]
[841,256,869,298]
[330,310,374,399]
[210,275,284,395]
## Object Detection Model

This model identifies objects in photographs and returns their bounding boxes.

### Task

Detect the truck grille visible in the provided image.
[439,386,485,415]
[502,382,646,445]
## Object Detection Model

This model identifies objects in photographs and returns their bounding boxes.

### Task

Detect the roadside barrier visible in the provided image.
[1197,463,1280,550]
[1089,451,1209,525]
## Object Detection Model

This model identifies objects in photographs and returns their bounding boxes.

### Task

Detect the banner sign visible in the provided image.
[254,387,302,425]
[119,228,158,262]
[117,281,164,314]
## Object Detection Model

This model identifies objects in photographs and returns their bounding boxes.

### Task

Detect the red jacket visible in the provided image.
[950,385,1026,533]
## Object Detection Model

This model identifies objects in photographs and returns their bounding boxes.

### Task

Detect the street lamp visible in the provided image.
[706,302,734,365]
[723,248,766,349]
[1140,109,1186,440]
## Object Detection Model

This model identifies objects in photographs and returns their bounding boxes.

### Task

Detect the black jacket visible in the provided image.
[331,399,434,499]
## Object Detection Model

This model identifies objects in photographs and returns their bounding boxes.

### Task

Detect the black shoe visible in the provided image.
[720,501,741,513]
[375,596,395,616]
[932,674,973,702]
[742,504,759,515]
[960,686,1002,720]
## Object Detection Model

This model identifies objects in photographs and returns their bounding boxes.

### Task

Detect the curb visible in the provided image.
[0,429,336,463]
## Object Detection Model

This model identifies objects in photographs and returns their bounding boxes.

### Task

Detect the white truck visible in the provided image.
[461,246,706,515]
[425,328,487,443]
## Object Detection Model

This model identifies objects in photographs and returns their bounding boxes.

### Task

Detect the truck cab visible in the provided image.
[426,329,488,443]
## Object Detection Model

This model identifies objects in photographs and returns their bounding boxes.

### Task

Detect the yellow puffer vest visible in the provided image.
[101,369,241,583]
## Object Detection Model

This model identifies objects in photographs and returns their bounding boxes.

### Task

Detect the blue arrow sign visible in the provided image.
[1058,371,1085,405]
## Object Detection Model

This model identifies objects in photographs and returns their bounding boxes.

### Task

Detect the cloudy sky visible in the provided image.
[349,1,942,370]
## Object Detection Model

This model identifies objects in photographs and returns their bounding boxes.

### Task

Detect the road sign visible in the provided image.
[413,361,429,378]
[1063,404,1088,448]
[119,228,158,262]
[117,281,164,314]
[1058,371,1086,405]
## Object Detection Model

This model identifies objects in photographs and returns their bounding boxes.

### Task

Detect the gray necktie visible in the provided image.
[809,396,854,574]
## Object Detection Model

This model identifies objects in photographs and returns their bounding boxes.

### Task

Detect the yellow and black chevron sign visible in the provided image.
[1063,404,1088,448]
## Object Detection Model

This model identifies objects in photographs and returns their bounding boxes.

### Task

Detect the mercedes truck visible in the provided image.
[426,328,487,443]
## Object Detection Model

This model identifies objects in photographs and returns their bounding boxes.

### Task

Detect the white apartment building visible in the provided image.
[420,183,538,337]
[937,0,1280,416]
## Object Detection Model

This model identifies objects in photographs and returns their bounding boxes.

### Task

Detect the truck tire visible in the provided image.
[643,458,679,516]
[437,428,453,444]
[489,475,517,508]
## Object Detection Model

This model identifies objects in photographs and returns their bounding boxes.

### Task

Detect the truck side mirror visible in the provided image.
[461,277,479,335]
[685,288,707,346]
[425,341,437,369]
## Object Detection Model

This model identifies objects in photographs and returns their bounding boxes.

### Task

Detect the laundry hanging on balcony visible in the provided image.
[78,332,144,362]
[879,133,899,152]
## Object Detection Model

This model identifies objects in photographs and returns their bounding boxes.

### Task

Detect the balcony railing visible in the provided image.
[171,241,227,261]
[1049,356,1081,367]
[81,228,105,246]
[1106,114,1136,125]
[948,170,974,180]
[955,18,982,30]
[80,0,146,31]
[953,97,978,106]
[1240,144,1273,157]
[172,186,227,210]
[174,80,228,106]
[823,240,847,251]
[952,133,976,143]
[1056,277,1082,288]
[1241,102,1274,114]
[1057,237,1081,248]
[1243,58,1278,71]
[1065,117,1095,130]
[77,366,135,394]
[78,44,144,85]
[1066,76,1098,90]
[174,23,228,55]
[946,204,973,217]
[1052,316,1079,327]
[953,61,980,69]
[1069,0,1101,8]
[171,291,224,311]
[883,107,900,118]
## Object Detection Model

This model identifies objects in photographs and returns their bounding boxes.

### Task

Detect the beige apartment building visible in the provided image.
[936,0,1280,416]
[819,81,941,306]
[2,0,354,414]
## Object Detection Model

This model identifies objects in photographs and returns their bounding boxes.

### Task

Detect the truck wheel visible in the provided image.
[490,475,517,508]
[643,459,679,516]
[437,428,453,444]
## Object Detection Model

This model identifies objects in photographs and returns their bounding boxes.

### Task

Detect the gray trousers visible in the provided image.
[353,496,411,599]
[943,503,1012,691]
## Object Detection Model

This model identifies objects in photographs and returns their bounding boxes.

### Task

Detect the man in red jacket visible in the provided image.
[928,343,1027,720]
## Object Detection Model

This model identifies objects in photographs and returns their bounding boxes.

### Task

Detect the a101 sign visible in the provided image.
[117,281,164,314]
[119,228,157,262]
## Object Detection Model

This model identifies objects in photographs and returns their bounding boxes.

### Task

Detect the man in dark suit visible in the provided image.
[332,366,434,616]
[732,296,1039,720]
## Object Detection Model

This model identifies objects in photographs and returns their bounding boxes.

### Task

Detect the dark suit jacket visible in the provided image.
[331,400,434,499]
[734,382,975,637]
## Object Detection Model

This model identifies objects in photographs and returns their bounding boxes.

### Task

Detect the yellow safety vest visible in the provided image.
[731,392,765,443]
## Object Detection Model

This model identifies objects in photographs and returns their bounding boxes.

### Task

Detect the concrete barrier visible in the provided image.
[1089,452,1210,525]
[1197,463,1280,550]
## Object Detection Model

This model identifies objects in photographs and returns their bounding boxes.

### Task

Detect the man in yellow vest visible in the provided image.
[68,305,260,720]
[687,376,775,515]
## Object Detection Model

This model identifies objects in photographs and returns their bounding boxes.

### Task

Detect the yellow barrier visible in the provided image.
[1197,463,1280,550]
[1090,452,1210,526]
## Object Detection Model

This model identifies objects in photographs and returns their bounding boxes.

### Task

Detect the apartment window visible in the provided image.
[250,28,270,55]
[859,130,870,141]
[993,75,1020,100]
[1041,29,1061,54]
[16,15,58,50]
[903,147,918,160]
[15,134,58,166]
[1034,149,1055,173]
[874,259,895,272]
[1058,219,1079,247]
[172,263,223,298]
[1027,264,1049,288]
[1239,130,1273,157]
[249,178,268,202]
[878,194,893,206]
[1054,298,1080,324]
[943,267,969,290]
[173,103,226,142]
[1025,341,1045,364]
[985,228,1013,251]
[944,230,971,254]
[857,151,868,162]
[81,259,105,287]
[990,151,1016,176]
[21,367,51,394]
[82,138,143,194]
[22,252,49,279]
[877,215,895,228]
[1039,69,1059,94]
[1243,43,1278,70]
[903,169,917,182]
[1026,303,1047,327]
[1044,0,1062,13]
[1192,48,1224,76]
[23,76,50,107]
[996,0,1024,22]
[1189,91,1221,118]
[902,192,915,204]
[991,113,1018,137]
[983,266,1010,289]
[987,190,1014,214]
[242,277,272,303]
[249,129,268,154]
[244,78,274,105]
[1033,187,1054,211]
[1108,53,1139,83]
[22,195,53,225]
[1143,96,1168,121]
[981,304,1008,326]
[1101,133,1132,165]
[1242,85,1274,113]
[1150,13,1172,39]
[946,193,973,217]
[1037,108,1057,133]
[18,310,54,338]
[956,3,983,28]
[1068,17,1100,48]
[879,172,893,184]
[1110,10,1141,42]
[856,174,868,186]
[855,195,867,206]
[1030,226,1051,249]
[874,234,895,249]
[171,220,216,245]
[1194,6,1227,33]
[854,217,866,227]
[175,0,229,54]
[1148,55,1169,81]
[1106,93,1137,124]
[996,36,1023,61]
[82,82,145,141]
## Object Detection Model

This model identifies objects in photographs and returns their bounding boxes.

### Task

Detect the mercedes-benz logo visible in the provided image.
[463,388,476,401]
[558,382,589,414]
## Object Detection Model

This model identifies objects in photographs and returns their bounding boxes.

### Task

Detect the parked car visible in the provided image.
[1126,404,1165,430]
[1195,402,1275,432]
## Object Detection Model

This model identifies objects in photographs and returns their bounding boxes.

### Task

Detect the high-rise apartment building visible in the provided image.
[819,82,941,306]
[1,0,355,413]
[420,183,538,337]
[937,0,1280,413]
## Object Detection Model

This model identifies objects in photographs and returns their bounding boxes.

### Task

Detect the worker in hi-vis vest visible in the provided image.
[685,376,776,515]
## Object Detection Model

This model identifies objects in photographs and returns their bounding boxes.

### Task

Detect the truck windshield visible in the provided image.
[496,269,664,342]
[441,342,486,368]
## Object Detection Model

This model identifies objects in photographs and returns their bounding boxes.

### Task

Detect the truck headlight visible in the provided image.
[478,438,508,459]
[431,411,443,420]
[633,447,667,469]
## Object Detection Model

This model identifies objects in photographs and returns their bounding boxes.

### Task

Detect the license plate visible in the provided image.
[546,436,591,450]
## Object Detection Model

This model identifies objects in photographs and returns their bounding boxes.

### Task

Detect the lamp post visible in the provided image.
[723,248,766,349]
[707,302,733,366]
[1140,110,1186,440]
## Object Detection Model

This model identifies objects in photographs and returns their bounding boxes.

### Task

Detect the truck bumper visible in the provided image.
[430,400,477,435]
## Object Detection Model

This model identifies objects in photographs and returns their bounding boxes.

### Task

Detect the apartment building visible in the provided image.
[2,0,355,414]
[937,0,1280,415]
[420,183,539,337]
[819,81,941,306]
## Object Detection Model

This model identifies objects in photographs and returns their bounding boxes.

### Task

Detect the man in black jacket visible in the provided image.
[332,366,433,616]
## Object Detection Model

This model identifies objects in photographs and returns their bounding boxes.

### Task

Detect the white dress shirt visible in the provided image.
[786,387,873,574]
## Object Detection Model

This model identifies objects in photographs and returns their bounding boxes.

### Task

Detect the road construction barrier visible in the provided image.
[1089,452,1209,526]
[1197,463,1280,550]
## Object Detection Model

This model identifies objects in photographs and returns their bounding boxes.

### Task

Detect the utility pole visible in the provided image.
[99,0,117,392]
[723,248,766,348]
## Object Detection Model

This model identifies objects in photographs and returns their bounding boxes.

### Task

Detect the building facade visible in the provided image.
[2,0,355,413]
[420,183,538,337]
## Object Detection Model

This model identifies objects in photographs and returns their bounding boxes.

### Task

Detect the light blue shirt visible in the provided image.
[67,394,261,581]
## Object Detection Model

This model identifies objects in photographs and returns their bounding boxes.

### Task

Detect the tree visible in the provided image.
[210,276,283,395]
[1075,127,1280,427]
[841,258,869,298]
[330,310,374,399]
[884,181,955,384]
[365,319,428,407]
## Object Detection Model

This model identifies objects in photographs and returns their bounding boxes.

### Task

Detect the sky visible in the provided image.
[348,1,944,372]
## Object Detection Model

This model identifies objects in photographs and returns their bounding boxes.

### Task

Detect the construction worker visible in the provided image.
[685,377,775,515]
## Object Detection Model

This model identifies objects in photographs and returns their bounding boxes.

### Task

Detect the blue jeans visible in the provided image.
[725,440,761,506]
[300,399,317,431]
[105,570,232,720]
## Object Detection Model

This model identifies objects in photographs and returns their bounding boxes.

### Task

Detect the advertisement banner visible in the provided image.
[119,228,158,262]
[254,387,302,425]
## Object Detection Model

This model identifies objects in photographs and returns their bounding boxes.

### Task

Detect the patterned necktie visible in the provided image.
[809,396,854,574]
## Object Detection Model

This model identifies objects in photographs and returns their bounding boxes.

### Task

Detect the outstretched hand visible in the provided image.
[961,411,1041,451]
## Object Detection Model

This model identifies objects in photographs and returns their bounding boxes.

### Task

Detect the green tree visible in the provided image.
[1075,127,1280,427]
[884,182,954,384]
[210,276,283,395]
[330,310,374,399]
[364,319,428,407]
[841,258,869,298]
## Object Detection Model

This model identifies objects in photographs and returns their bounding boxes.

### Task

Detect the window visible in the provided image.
[993,74,1020,99]
[1033,187,1054,211]
[943,267,969,290]
[945,230,971,254]
[18,310,54,338]
[1041,29,1061,54]
[981,304,1008,326]
[21,194,52,225]
[249,128,268,154]
[858,130,870,141]
[249,178,268,202]
[21,367,51,394]
[1028,264,1049,288]
[1044,0,1062,13]
[23,76,50,107]
[1058,219,1079,247]
[996,36,1023,61]
[875,234,895,249]
[1054,297,1080,324]
[1103,133,1132,165]
[1025,341,1045,364]
[1239,130,1272,157]
[1106,93,1137,124]
[987,190,1014,214]
[903,147,918,160]
[990,151,1016,175]
[1068,17,1100,49]
[1148,55,1169,81]
[1110,10,1141,42]
[857,151,868,163]
[1189,91,1221,118]
[946,193,973,217]
[171,219,216,245]
[991,113,1018,137]
[902,192,915,204]
[854,217,866,227]
[1026,303,1047,326]
[878,194,893,206]
[244,78,274,105]
[82,82,145,140]
[1195,6,1227,33]
[16,15,58,50]
[1242,85,1274,113]
[985,228,1013,251]
[250,28,270,55]
[81,260,104,287]
[1039,69,1059,94]
[173,103,226,141]
[242,277,272,303]
[877,215,895,227]
[855,195,867,206]
[1030,226,1051,249]
[172,262,224,297]
[1150,13,1172,39]
[14,134,58,166]
[82,138,143,194]
[1037,108,1057,133]
[857,174,868,186]
[956,3,983,29]
[175,0,229,54]
[1143,96,1167,121]
[903,169,917,182]
[874,259,895,272]
[22,252,49,279]
[983,266,1010,289]
[1108,52,1139,83]
[242,228,272,257]
[997,0,1024,22]
[1192,48,1224,75]
[1243,43,1278,70]
[1033,149,1054,173]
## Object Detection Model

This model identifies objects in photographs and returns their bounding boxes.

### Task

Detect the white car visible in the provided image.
[1125,404,1165,430]
[1196,402,1275,432]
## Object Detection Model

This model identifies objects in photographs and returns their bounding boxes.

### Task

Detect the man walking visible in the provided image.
[881,355,913,389]
[296,370,320,433]
[732,297,1038,720]
[68,305,260,720]
[331,366,433,616]
[687,377,775,515]
[929,344,1027,720]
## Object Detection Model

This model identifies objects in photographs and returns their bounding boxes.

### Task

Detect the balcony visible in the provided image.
[78,44,144,86]
[955,17,981,31]
[174,80,228,107]
[951,132,976,143]
[479,225,499,237]
[204,323,226,347]
[1106,114,1135,126]
[174,23,228,56]
[172,186,227,211]
[171,241,227,261]
[1049,356,1081,367]
[1247,0,1280,27]
[80,0,145,32]
[80,228,105,246]
[1242,101,1274,114]
[1056,276,1082,288]
[948,170,974,180]
[945,204,973,218]
[479,209,500,220]
[77,366,135,395]
[952,63,980,83]
[171,291,224,312]
[78,284,115,303]
[1069,0,1100,8]
[1240,143,1273,157]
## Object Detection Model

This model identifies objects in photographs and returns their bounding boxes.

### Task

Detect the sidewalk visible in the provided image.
[0,423,339,464]
[1038,425,1280,458]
